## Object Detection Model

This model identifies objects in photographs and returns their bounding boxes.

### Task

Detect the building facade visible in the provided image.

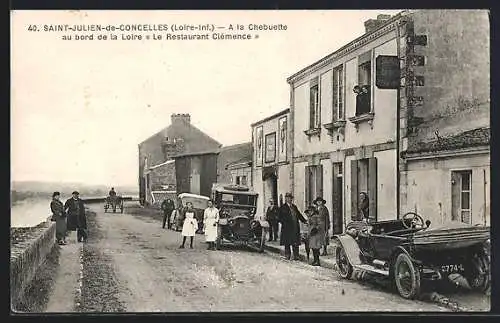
[226,158,252,186]
[138,113,222,205]
[251,109,291,216]
[399,10,490,226]
[217,142,253,184]
[287,10,490,233]
[173,151,219,197]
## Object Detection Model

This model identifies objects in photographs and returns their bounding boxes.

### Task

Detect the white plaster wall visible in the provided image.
[405,154,490,226]
[374,149,397,221]
[293,161,307,212]
[344,39,398,148]
[278,164,291,203]
[344,155,354,228]
[321,159,333,235]
[253,168,264,215]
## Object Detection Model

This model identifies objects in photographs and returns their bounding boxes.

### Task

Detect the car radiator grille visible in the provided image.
[231,218,253,240]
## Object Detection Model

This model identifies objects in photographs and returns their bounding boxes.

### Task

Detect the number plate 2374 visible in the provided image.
[441,264,465,273]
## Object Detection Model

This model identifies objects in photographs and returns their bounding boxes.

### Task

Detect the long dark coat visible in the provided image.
[64,198,86,231]
[51,199,67,240]
[308,210,325,249]
[278,203,307,246]
[317,205,330,245]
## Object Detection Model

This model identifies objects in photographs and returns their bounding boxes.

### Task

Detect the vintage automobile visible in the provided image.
[333,212,490,299]
[104,195,123,213]
[170,193,210,232]
[212,183,268,252]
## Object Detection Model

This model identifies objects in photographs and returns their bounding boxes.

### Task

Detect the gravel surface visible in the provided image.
[78,211,126,312]
[33,204,488,313]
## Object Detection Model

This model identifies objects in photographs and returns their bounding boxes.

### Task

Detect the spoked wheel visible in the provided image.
[394,253,421,299]
[336,245,353,279]
[468,252,490,293]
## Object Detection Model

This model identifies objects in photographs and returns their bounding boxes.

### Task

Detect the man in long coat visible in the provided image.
[64,191,87,243]
[278,192,307,260]
[314,197,330,256]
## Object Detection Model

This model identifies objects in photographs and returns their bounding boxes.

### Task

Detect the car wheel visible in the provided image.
[468,253,490,293]
[336,245,353,279]
[394,253,421,299]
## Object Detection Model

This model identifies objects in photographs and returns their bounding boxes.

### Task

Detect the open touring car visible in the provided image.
[333,212,490,299]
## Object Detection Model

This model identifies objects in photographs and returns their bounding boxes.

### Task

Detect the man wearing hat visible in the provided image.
[64,191,87,243]
[314,197,331,256]
[278,192,307,260]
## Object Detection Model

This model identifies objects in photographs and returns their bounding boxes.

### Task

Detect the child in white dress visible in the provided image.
[180,202,198,249]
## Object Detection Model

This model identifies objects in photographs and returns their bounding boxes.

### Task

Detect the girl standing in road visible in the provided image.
[179,202,197,249]
[203,200,219,250]
[308,206,325,266]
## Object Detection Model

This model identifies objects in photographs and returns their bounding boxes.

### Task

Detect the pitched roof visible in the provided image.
[405,127,490,154]
[139,119,222,155]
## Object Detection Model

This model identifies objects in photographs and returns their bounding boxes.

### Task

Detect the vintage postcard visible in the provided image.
[10,9,490,313]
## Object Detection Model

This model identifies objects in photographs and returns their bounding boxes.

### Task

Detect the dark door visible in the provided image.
[272,175,278,205]
[332,163,343,234]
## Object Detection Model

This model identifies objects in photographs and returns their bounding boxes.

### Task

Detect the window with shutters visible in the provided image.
[451,170,472,224]
[333,65,344,120]
[355,51,372,116]
[309,78,320,129]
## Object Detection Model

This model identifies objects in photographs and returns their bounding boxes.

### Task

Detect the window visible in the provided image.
[452,171,472,223]
[356,51,372,116]
[333,65,344,120]
[241,176,247,186]
[309,78,320,129]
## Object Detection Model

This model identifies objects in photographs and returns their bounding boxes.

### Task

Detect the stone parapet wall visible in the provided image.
[10,219,56,311]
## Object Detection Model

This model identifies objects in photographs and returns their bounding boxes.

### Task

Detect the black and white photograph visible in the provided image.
[10,9,491,313]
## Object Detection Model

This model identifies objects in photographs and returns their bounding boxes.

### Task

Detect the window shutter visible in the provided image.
[316,165,324,200]
[350,160,358,221]
[368,157,378,222]
[309,88,315,128]
[305,166,310,208]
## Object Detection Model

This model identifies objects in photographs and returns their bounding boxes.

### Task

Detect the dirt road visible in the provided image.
[41,205,455,312]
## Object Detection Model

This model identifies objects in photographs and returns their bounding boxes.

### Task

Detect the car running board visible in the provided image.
[353,264,389,276]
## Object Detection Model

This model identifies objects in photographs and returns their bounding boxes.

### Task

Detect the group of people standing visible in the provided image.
[265,193,330,266]
[50,191,88,245]
[160,198,220,250]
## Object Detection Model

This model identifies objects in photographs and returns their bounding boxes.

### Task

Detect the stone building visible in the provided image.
[286,10,490,233]
[251,109,291,215]
[138,114,221,205]
[217,142,253,185]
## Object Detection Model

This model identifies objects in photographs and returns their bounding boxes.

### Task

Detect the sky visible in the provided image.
[11,10,402,187]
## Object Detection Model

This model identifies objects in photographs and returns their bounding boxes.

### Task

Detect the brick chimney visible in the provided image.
[364,14,392,34]
[171,113,191,124]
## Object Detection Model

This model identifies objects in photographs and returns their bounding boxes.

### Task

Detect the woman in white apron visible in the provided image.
[203,200,219,250]
[179,202,198,249]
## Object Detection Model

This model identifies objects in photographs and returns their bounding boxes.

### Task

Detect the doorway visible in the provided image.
[265,174,278,206]
[332,163,343,234]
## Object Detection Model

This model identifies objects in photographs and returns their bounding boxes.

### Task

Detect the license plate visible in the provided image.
[440,264,465,273]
